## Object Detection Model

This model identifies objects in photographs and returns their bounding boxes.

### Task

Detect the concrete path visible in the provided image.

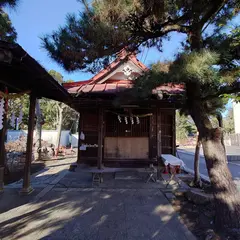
[0,189,195,240]
[6,157,76,189]
[0,157,76,213]
[178,149,240,191]
[0,163,196,240]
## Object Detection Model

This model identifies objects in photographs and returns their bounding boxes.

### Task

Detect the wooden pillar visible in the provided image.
[149,108,157,160]
[157,108,162,157]
[97,108,104,169]
[156,108,162,181]
[172,109,176,156]
[77,113,81,164]
[0,87,8,193]
[20,93,36,194]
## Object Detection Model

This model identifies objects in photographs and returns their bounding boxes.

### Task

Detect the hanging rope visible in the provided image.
[106,110,153,118]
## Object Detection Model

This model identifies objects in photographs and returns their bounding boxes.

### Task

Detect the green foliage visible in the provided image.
[42,0,239,72]
[7,94,29,130]
[223,107,235,133]
[176,111,197,141]
[171,51,220,84]
[42,0,239,131]
[65,79,74,83]
[136,50,225,107]
[0,0,19,42]
[0,0,19,8]
[0,9,16,42]
[46,70,78,130]
[48,70,64,84]
[204,26,240,85]
[39,99,78,130]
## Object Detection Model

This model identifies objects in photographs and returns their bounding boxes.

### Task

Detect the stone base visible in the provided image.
[19,186,34,195]
[185,188,213,205]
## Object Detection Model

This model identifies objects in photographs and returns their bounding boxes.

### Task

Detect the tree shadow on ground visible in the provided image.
[0,176,192,240]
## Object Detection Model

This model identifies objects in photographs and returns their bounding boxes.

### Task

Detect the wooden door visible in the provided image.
[160,110,176,155]
[104,137,149,159]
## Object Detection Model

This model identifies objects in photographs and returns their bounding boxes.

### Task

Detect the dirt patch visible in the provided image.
[171,175,240,240]
[172,195,216,239]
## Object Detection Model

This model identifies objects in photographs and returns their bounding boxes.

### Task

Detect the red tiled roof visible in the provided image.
[63,49,184,96]
[67,81,184,95]
[88,53,148,84]
[63,80,90,90]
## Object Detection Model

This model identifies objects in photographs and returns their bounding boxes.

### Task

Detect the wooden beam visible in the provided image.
[97,108,104,169]
[20,93,36,194]
[0,87,8,193]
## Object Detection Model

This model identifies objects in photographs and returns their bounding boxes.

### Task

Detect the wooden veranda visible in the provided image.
[0,41,71,194]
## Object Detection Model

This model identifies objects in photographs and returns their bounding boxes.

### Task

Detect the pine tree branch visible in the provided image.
[199,0,228,28]
[130,13,191,42]
[202,82,240,101]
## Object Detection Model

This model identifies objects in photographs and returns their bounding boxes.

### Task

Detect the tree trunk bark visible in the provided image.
[35,99,42,160]
[36,118,42,160]
[193,134,202,187]
[216,112,226,158]
[201,130,240,230]
[188,88,240,230]
[56,104,63,156]
[187,20,240,229]
[36,122,42,160]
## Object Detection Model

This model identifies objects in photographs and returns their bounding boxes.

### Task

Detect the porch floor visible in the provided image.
[65,164,183,190]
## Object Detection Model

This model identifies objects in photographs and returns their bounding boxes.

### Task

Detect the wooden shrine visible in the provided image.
[64,50,184,168]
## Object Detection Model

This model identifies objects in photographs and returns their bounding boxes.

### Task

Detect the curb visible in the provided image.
[177,149,205,158]
[178,149,240,161]
[183,166,210,183]
[32,169,69,202]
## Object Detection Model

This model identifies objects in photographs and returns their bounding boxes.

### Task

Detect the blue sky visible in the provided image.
[5,0,186,82]
[6,1,239,83]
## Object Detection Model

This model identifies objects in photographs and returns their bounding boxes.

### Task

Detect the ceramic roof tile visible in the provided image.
[91,84,107,92]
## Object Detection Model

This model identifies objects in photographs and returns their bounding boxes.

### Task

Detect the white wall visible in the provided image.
[40,130,70,146]
[7,130,76,147]
[233,102,240,133]
[71,134,79,147]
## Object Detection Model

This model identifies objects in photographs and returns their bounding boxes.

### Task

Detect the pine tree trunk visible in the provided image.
[188,89,240,230]
[36,119,42,160]
[201,130,240,230]
[56,105,63,156]
[193,134,202,187]
[216,112,226,158]
[187,20,240,229]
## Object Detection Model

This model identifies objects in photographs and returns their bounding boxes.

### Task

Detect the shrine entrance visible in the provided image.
[104,109,150,160]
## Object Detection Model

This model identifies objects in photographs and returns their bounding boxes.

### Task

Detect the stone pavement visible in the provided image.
[0,157,76,212]
[6,157,76,189]
[0,162,196,240]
